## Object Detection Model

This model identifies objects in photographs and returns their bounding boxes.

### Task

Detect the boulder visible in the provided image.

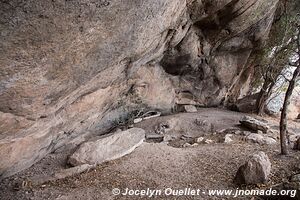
[68,128,145,166]
[246,133,277,145]
[234,151,271,185]
[240,116,270,133]
[232,93,259,113]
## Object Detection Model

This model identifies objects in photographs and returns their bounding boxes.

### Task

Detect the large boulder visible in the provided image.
[240,116,270,133]
[231,93,259,113]
[234,151,271,185]
[68,128,145,166]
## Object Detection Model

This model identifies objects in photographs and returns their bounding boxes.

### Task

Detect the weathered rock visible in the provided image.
[232,93,259,113]
[234,152,271,185]
[183,143,192,148]
[257,130,264,135]
[196,137,205,143]
[240,116,270,133]
[0,0,280,177]
[191,143,199,147]
[184,105,198,113]
[224,134,233,143]
[246,133,277,145]
[204,139,214,144]
[68,128,145,166]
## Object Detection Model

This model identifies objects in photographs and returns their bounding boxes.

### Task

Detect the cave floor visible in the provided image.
[1,108,300,200]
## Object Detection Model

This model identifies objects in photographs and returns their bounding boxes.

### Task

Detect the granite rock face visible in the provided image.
[0,0,279,177]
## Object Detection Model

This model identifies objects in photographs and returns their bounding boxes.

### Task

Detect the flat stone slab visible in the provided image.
[68,128,145,166]
[240,116,270,133]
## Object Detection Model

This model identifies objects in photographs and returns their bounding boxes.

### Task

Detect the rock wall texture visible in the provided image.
[0,0,279,178]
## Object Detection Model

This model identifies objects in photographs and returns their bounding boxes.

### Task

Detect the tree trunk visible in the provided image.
[280,65,300,155]
[256,79,272,115]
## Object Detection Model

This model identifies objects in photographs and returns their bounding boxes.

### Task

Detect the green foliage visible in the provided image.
[251,0,299,92]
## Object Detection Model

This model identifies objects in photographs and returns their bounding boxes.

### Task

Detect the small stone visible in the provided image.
[184,105,198,113]
[133,118,143,123]
[257,130,263,135]
[234,151,271,185]
[191,143,199,147]
[196,137,205,143]
[183,143,192,148]
[204,139,213,144]
[224,134,233,143]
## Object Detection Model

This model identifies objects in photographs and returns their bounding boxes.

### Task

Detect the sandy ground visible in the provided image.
[0,108,300,200]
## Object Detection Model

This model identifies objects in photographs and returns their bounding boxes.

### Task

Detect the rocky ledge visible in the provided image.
[0,0,280,178]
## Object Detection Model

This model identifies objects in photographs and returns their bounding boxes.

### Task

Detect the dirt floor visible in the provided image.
[1,108,300,200]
